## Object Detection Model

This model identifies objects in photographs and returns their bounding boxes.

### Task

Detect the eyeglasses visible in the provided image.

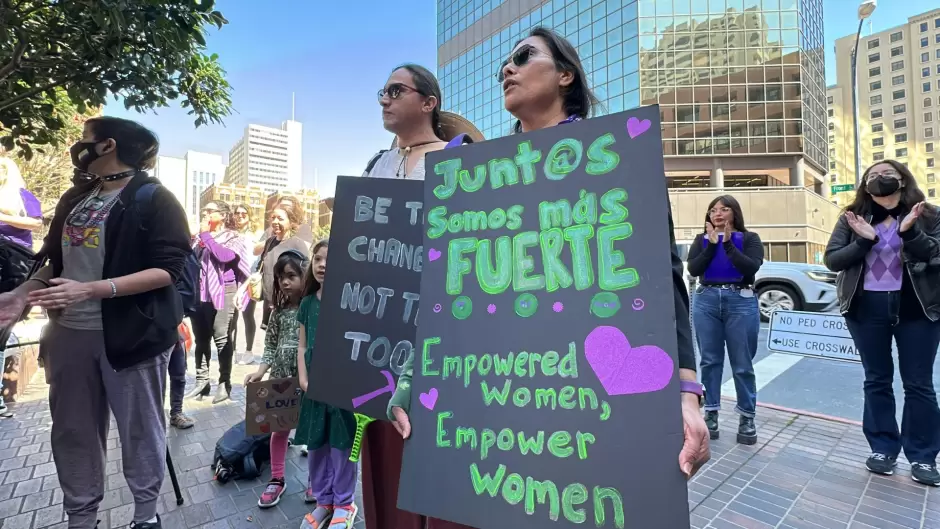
[202,207,219,214]
[497,45,539,82]
[866,170,900,181]
[377,83,422,102]
[67,197,106,227]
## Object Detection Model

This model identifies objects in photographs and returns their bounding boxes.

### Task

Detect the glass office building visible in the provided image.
[437,0,828,193]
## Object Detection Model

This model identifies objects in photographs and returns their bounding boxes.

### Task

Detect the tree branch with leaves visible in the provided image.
[0,0,233,153]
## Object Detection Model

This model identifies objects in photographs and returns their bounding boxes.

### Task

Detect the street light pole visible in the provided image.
[852,0,877,185]
[851,20,864,185]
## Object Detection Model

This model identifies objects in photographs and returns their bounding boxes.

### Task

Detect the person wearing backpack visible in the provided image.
[0,116,191,529]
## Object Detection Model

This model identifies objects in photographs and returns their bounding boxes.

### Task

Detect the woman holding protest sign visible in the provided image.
[358,64,482,529]
[386,27,711,487]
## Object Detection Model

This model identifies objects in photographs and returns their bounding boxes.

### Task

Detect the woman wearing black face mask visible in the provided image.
[0,117,191,529]
[825,159,940,487]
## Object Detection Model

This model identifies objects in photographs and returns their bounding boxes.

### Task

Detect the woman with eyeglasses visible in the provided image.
[186,200,251,404]
[825,160,940,486]
[232,204,261,364]
[358,63,482,529]
[688,195,763,445]
[387,27,711,489]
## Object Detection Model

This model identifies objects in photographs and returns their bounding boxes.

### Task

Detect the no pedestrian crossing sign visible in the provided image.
[767,310,860,363]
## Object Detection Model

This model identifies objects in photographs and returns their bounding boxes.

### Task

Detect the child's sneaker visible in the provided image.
[300,505,333,529]
[258,478,286,508]
[304,488,317,503]
[328,504,358,528]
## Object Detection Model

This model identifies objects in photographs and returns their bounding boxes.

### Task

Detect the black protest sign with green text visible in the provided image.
[398,107,690,529]
[309,176,424,420]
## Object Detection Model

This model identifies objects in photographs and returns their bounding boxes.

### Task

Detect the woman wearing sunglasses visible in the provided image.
[387,27,711,487]
[186,200,251,404]
[358,63,482,529]
[825,160,940,486]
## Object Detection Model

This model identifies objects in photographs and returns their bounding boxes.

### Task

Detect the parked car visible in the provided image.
[754,261,838,321]
[681,253,838,321]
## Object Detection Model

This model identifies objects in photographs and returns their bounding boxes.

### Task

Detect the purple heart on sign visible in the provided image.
[419,388,439,410]
[626,117,652,139]
[428,248,442,262]
[583,326,674,396]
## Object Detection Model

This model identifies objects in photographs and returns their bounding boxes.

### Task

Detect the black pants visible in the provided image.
[241,299,257,352]
[190,284,238,385]
[262,302,273,330]
[845,291,940,464]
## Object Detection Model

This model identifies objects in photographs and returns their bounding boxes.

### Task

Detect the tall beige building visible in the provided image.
[829,9,940,206]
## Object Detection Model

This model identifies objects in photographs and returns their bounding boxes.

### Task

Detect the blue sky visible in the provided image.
[104,0,937,196]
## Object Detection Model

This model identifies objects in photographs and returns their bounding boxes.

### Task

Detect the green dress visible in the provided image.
[292,295,357,451]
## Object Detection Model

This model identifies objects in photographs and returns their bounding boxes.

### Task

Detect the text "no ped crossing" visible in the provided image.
[767,310,860,363]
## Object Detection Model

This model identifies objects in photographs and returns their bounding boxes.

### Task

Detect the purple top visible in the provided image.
[0,188,41,248]
[198,230,251,309]
[864,222,903,292]
[702,232,745,283]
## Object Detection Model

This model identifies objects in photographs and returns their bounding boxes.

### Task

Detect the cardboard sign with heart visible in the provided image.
[245,377,302,435]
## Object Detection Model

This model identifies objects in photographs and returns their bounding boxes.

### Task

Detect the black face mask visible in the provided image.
[70,140,103,171]
[867,177,902,197]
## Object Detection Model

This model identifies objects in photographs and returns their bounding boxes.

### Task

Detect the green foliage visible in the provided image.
[0,0,233,154]
[3,89,99,207]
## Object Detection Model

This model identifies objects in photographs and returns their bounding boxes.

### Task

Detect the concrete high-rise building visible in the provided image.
[152,150,225,227]
[437,0,837,263]
[829,9,940,206]
[224,121,303,195]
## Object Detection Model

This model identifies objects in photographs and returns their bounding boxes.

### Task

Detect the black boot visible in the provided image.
[704,411,719,440]
[185,380,210,399]
[737,415,757,445]
[212,382,232,404]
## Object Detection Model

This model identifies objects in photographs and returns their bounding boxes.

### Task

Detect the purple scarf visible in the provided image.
[702,232,745,283]
[199,230,251,310]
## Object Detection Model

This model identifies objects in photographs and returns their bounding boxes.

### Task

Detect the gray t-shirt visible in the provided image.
[56,188,121,330]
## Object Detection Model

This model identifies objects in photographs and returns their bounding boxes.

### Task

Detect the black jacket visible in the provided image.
[824,209,940,321]
[667,207,696,372]
[43,172,192,369]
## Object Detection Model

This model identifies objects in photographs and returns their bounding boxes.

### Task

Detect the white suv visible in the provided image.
[679,244,838,321]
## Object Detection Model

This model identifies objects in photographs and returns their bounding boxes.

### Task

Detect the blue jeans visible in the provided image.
[845,291,940,464]
[691,286,759,417]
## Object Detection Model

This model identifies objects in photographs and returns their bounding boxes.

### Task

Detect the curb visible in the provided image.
[721,395,863,426]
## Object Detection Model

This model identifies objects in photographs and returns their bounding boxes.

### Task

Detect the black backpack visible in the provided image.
[0,234,35,295]
[135,183,200,316]
[211,421,271,483]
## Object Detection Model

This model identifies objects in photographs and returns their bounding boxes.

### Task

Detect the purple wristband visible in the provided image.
[679,380,703,396]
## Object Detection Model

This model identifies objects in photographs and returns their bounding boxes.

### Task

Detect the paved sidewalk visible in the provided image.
[0,372,938,528]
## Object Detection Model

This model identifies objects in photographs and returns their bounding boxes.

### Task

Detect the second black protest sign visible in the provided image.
[309,176,424,420]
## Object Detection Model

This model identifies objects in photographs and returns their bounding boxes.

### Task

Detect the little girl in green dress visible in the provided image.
[295,239,359,529]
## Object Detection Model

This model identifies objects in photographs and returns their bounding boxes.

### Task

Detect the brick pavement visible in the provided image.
[1,366,938,528]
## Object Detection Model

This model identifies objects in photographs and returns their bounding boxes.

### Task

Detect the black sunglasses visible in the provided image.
[497,44,538,83]
[377,83,423,102]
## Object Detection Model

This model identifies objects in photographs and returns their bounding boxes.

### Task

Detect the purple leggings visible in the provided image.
[308,444,357,507]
